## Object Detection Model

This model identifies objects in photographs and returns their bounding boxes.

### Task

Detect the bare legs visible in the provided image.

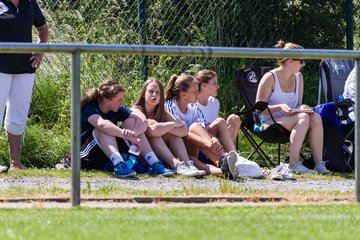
[207,117,237,152]
[267,112,324,165]
[7,132,26,169]
[188,123,222,166]
[226,114,241,142]
[147,136,179,169]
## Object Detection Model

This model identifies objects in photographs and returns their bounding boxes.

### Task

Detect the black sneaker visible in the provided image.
[219,154,236,180]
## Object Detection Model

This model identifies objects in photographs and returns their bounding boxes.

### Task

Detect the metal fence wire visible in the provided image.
[32,0,357,125]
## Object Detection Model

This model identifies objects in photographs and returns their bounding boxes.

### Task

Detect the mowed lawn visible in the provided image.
[0,204,359,240]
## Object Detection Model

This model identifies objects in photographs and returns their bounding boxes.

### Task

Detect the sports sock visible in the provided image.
[144,152,157,165]
[110,152,124,165]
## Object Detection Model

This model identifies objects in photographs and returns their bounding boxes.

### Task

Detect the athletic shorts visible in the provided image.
[80,130,129,170]
[198,151,215,166]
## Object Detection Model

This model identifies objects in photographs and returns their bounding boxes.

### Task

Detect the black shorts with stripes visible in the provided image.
[80,130,129,170]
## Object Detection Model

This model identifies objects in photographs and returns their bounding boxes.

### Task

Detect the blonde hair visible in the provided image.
[81,80,125,108]
[133,77,165,122]
[274,40,304,64]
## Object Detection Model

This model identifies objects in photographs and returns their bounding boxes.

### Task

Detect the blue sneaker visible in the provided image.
[113,162,136,178]
[147,160,174,177]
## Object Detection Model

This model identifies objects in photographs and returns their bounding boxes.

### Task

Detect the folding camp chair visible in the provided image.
[236,66,291,168]
[318,59,355,104]
[317,59,355,171]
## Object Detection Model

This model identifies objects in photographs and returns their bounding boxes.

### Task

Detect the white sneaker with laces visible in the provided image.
[280,163,296,180]
[175,162,199,177]
[270,164,284,180]
[314,161,331,174]
[186,161,206,176]
[288,161,317,174]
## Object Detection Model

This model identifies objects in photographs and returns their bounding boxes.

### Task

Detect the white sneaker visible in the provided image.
[314,161,331,174]
[175,162,199,177]
[270,164,284,180]
[279,163,296,180]
[0,165,8,173]
[186,161,206,176]
[288,161,317,174]
[226,151,238,178]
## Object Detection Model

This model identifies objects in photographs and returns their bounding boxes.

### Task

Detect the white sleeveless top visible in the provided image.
[261,70,300,121]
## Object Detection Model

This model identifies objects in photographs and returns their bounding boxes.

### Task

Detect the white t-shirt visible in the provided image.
[164,99,206,129]
[196,96,220,127]
[343,66,356,103]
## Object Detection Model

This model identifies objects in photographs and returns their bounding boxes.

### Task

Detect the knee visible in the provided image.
[213,117,227,128]
[310,113,323,128]
[123,117,136,129]
[189,122,202,133]
[227,114,241,128]
[298,113,310,127]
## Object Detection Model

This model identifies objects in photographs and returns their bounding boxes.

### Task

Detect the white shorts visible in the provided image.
[0,72,35,135]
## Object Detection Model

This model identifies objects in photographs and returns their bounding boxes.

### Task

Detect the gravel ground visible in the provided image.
[0,176,355,192]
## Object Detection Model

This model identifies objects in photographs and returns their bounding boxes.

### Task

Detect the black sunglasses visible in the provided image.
[293,59,305,65]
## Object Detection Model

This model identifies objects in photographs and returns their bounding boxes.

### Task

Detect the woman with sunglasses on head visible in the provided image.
[256,40,330,174]
[131,78,205,177]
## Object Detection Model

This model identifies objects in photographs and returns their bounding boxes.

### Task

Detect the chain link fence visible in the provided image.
[0,0,355,167]
[31,0,356,128]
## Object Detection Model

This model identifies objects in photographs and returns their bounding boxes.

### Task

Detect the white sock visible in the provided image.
[110,152,124,166]
[144,152,157,165]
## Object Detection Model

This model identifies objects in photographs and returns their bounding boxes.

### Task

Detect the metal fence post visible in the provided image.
[138,0,148,80]
[346,0,354,50]
[71,50,81,207]
[356,59,360,203]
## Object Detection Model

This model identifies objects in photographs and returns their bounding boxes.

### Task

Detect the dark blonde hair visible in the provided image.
[194,69,217,92]
[81,79,125,108]
[274,40,304,64]
[164,74,196,101]
[133,77,165,122]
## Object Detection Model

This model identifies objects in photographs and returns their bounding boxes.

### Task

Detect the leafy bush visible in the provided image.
[0,125,70,168]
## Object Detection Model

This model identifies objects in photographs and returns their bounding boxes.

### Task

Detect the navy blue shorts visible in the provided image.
[198,151,215,166]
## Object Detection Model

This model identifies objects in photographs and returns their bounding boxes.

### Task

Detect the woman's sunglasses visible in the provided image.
[293,59,305,65]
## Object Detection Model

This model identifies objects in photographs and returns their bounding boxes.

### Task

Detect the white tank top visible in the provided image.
[261,70,300,121]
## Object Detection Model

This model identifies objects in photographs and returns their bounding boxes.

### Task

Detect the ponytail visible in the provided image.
[164,74,196,101]
[81,88,100,108]
[164,74,178,101]
[81,79,125,108]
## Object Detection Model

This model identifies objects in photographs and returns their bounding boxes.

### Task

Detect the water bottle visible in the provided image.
[253,112,263,132]
[337,95,344,103]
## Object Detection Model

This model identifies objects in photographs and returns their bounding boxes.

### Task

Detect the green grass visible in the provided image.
[0,205,359,239]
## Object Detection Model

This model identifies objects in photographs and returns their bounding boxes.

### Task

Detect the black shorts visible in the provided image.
[80,130,129,170]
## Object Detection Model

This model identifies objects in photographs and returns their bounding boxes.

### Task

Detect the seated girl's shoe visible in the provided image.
[175,161,200,177]
[113,162,136,178]
[148,160,174,177]
[314,161,331,174]
[288,161,317,174]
